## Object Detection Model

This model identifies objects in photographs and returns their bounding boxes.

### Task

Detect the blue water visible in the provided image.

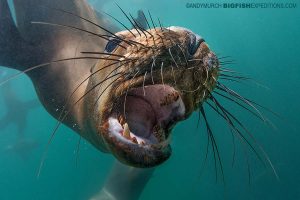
[1,0,300,199]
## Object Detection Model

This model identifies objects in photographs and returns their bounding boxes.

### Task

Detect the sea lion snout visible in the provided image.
[85,24,220,167]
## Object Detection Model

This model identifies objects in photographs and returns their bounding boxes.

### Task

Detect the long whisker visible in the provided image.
[219,69,242,74]
[109,34,147,48]
[219,77,243,83]
[219,59,236,63]
[188,59,203,62]
[219,71,272,92]
[198,109,210,175]
[151,57,156,84]
[230,128,236,167]
[140,10,151,30]
[219,75,269,88]
[215,84,277,129]
[143,72,147,96]
[59,60,130,119]
[220,61,236,65]
[31,21,127,49]
[42,6,133,46]
[167,47,178,85]
[213,95,279,180]
[218,56,233,60]
[160,62,165,90]
[130,12,156,45]
[176,44,188,67]
[213,90,265,121]
[200,106,225,183]
[213,96,278,179]
[0,56,124,87]
[37,72,126,177]
[241,141,252,184]
[207,96,264,163]
[168,47,179,68]
[219,74,250,80]
[124,70,140,119]
[180,81,203,93]
[129,13,147,38]
[93,66,133,107]
[94,75,126,107]
[217,84,279,117]
[148,10,157,33]
[116,4,142,37]
[75,136,82,167]
[200,107,217,181]
[208,94,278,179]
[157,17,163,31]
[80,52,126,58]
[101,10,136,38]
[206,100,256,184]
[217,83,266,121]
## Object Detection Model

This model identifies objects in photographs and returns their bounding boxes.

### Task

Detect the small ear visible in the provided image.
[134,10,148,30]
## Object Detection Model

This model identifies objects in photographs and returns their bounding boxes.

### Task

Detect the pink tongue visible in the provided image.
[129,85,180,122]
[124,85,184,138]
[125,96,156,138]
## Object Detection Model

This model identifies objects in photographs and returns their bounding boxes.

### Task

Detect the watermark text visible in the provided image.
[185,2,297,9]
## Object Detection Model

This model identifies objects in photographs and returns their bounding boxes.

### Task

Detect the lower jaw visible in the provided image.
[108,141,172,168]
[101,117,172,168]
[105,138,172,168]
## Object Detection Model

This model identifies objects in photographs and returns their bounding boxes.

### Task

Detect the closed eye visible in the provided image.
[105,38,122,53]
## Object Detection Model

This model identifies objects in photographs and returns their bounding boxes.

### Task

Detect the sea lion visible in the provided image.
[84,26,218,167]
[0,0,275,199]
[1,0,219,167]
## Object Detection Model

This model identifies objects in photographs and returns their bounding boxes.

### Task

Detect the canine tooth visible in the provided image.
[123,123,131,139]
[118,115,125,125]
[132,137,138,144]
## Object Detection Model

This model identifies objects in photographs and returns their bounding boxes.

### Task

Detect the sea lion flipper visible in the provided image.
[134,10,148,30]
[0,0,32,70]
[1,0,106,72]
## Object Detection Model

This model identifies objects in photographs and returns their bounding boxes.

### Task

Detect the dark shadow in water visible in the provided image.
[0,72,40,137]
[0,71,41,158]
[4,138,40,160]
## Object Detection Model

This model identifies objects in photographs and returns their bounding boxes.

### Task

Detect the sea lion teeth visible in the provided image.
[118,115,125,125]
[131,137,138,144]
[123,123,131,139]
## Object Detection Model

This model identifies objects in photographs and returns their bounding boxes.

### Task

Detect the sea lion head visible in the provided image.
[86,26,219,167]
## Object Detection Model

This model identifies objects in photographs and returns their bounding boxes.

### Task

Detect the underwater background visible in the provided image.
[0,0,299,199]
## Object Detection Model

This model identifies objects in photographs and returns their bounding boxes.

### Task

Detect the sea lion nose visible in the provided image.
[188,34,205,55]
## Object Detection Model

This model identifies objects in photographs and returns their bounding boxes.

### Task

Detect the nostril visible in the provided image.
[188,34,205,55]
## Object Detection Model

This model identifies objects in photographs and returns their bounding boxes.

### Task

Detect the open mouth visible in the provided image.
[103,84,186,167]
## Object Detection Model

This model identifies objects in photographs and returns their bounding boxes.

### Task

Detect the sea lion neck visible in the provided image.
[18,8,117,137]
